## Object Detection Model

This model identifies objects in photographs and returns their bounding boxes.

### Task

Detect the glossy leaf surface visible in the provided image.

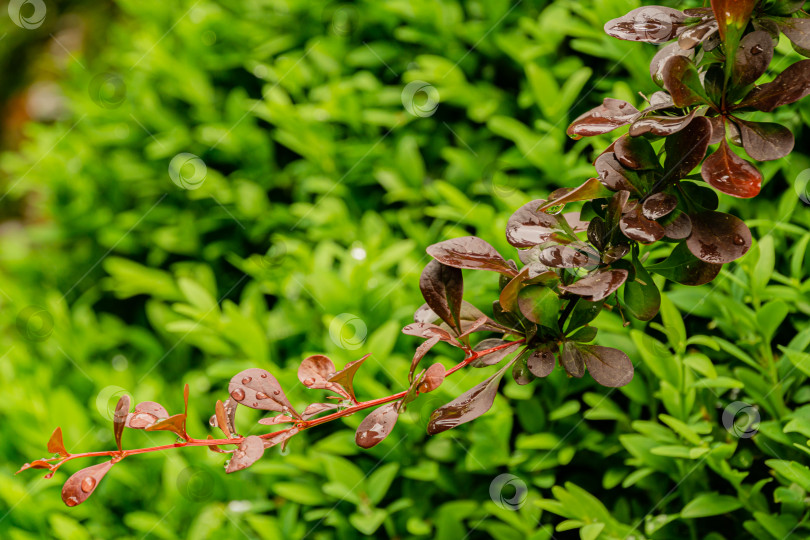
[328,354,370,402]
[700,139,762,198]
[427,237,515,276]
[229,368,298,415]
[559,269,628,302]
[419,260,464,333]
[48,427,69,457]
[567,99,639,139]
[225,436,264,473]
[61,461,114,507]
[113,395,130,453]
[686,211,751,264]
[356,402,400,448]
[648,242,722,285]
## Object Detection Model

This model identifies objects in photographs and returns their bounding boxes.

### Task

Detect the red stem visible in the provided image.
[25,337,526,473]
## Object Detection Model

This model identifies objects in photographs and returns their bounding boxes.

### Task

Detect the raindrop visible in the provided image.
[733,234,745,246]
[231,388,246,401]
[751,44,763,55]
[241,377,252,385]
[260,373,267,378]
[81,476,96,493]
[303,378,315,386]
[273,390,280,396]
[255,392,268,400]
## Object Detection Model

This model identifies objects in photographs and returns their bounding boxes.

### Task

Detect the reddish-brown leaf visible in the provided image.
[559,269,629,302]
[356,402,400,448]
[664,116,712,180]
[737,60,810,112]
[215,400,232,439]
[420,260,464,334]
[526,347,556,378]
[734,30,774,86]
[410,335,442,382]
[298,355,349,397]
[426,237,516,276]
[229,368,298,417]
[113,395,130,453]
[642,192,678,220]
[328,354,370,402]
[711,0,755,42]
[506,200,570,247]
[566,98,639,139]
[603,6,688,44]
[47,427,69,457]
[700,139,762,198]
[145,413,188,439]
[225,436,265,473]
[538,178,612,211]
[662,56,709,107]
[61,461,114,507]
[470,339,523,367]
[686,211,751,264]
[735,119,794,162]
[126,401,170,429]
[420,363,446,393]
[581,345,634,387]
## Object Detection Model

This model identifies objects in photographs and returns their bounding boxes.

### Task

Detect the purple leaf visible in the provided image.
[581,345,634,387]
[126,401,170,429]
[526,347,556,378]
[225,436,265,473]
[470,339,523,367]
[734,30,774,87]
[420,363,446,393]
[663,116,712,180]
[686,211,751,264]
[603,6,688,44]
[299,402,339,420]
[538,243,600,269]
[678,19,719,50]
[356,402,400,448]
[700,139,762,198]
[594,153,641,193]
[420,260,464,334]
[560,341,585,378]
[736,119,794,161]
[538,177,612,210]
[620,205,665,244]
[737,59,810,112]
[506,200,569,248]
[427,237,516,276]
[427,360,513,435]
[629,110,697,137]
[650,42,693,85]
[648,242,722,285]
[642,192,678,220]
[614,135,659,171]
[559,269,629,302]
[662,56,710,107]
[410,335,442,382]
[567,98,639,139]
[663,212,693,240]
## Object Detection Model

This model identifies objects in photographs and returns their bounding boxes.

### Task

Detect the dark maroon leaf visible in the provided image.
[527,347,556,378]
[700,139,762,198]
[738,60,810,112]
[614,135,659,170]
[560,341,585,378]
[47,427,69,457]
[410,335,441,382]
[356,402,400,448]
[300,402,339,420]
[298,354,349,397]
[708,116,725,144]
[678,19,719,50]
[225,436,265,473]
[662,55,710,107]
[229,368,298,417]
[620,206,665,244]
[420,260,464,333]
[518,285,562,328]
[412,302,508,334]
[402,322,457,342]
[566,98,639,139]
[127,401,170,429]
[594,153,641,193]
[603,6,688,43]
[538,243,600,269]
[642,192,678,220]
[580,345,634,387]
[664,116,712,180]
[113,395,129,453]
[779,17,810,53]
[603,244,630,264]
[711,0,755,42]
[457,316,491,339]
[61,461,114,507]
[328,354,370,402]
[686,211,751,263]
[538,178,612,210]
[426,360,513,435]
[648,242,722,285]
[736,119,794,161]
[629,111,697,137]
[420,363,446,392]
[663,211,693,240]
[650,43,693,85]
[427,237,516,276]
[559,269,629,302]
[471,339,522,367]
[734,31,774,87]
[506,199,569,248]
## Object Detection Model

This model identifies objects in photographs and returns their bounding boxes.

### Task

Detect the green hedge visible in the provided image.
[2,0,810,538]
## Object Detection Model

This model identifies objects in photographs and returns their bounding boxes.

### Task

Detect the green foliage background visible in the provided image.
[2,0,810,538]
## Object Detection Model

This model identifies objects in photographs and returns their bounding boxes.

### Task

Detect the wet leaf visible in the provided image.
[559,269,629,302]
[427,360,514,435]
[512,351,534,385]
[113,395,130,453]
[419,363,445,393]
[663,211,693,240]
[499,266,531,313]
[779,17,810,52]
[603,6,688,43]
[678,19,719,50]
[711,0,755,43]
[225,435,265,473]
[620,206,665,244]
[581,345,634,387]
[506,199,568,248]
[420,260,464,333]
[700,139,762,199]
[263,427,299,450]
[328,354,370,402]
[614,135,658,171]
[648,242,722,285]
[623,253,661,321]
[229,368,299,417]
[650,42,693,86]
[471,339,522,367]
[594,152,642,193]
[538,178,611,210]
[257,414,296,425]
[215,400,232,439]
[410,335,441,382]
[686,211,751,263]
[560,341,585,378]
[126,401,170,429]
[642,192,678,220]
[738,59,810,112]
[356,402,400,448]
[736,119,794,161]
[426,237,516,276]
[457,315,492,339]
[566,98,639,139]
[300,402,339,420]
[734,30,774,87]
[629,111,697,137]
[538,243,600,268]
[48,427,69,457]
[518,285,562,329]
[527,347,556,378]
[662,56,709,107]
[664,116,712,180]
[298,355,349,397]
[145,413,188,439]
[61,461,114,507]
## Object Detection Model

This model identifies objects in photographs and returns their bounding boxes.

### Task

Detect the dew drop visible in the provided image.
[303,378,315,386]
[231,388,246,401]
[260,373,267,378]
[255,392,269,400]
[241,377,252,385]
[81,476,96,493]
[273,390,280,396]
[733,234,745,246]
[751,44,763,55]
